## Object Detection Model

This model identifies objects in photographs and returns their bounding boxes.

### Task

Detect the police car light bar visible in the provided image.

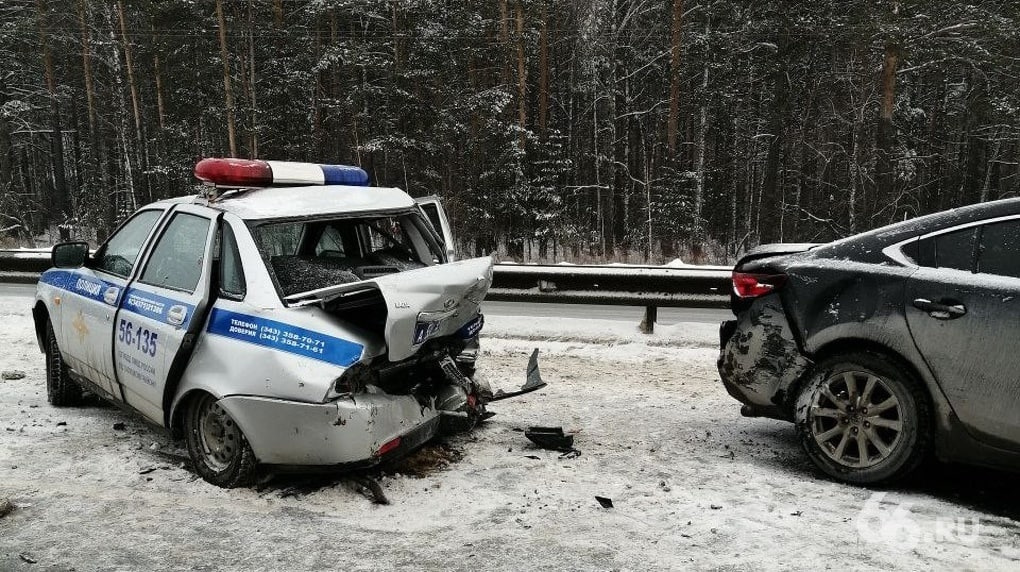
[194,158,370,188]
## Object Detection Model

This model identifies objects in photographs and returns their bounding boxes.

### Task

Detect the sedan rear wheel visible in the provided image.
[184,393,257,488]
[795,352,931,485]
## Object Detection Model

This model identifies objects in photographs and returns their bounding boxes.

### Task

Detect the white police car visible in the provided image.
[33,158,543,487]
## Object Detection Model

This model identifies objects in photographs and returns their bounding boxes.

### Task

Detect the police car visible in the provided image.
[33,158,544,488]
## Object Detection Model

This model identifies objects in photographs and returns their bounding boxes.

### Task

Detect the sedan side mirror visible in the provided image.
[52,241,90,269]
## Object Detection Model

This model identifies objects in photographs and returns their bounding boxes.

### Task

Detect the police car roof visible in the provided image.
[158,185,418,220]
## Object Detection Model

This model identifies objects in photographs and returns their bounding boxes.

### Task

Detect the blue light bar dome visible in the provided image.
[267,161,370,186]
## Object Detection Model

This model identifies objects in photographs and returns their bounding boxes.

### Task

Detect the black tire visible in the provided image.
[183,393,257,488]
[793,352,932,485]
[45,320,83,407]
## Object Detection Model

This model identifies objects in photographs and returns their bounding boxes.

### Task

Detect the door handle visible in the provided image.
[912,298,967,320]
[103,286,120,306]
[167,305,188,327]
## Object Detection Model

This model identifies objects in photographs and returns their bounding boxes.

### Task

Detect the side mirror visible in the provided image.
[52,241,89,269]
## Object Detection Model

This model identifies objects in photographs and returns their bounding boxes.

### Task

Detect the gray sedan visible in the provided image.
[719,198,1020,484]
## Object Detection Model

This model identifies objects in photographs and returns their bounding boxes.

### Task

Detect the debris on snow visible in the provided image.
[385,443,464,477]
[350,476,390,505]
[0,498,14,518]
[524,426,574,451]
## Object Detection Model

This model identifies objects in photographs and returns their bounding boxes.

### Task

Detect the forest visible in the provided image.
[1,1,1018,263]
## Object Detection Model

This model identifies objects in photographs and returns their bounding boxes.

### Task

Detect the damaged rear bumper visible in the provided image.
[717,295,811,421]
[216,392,440,466]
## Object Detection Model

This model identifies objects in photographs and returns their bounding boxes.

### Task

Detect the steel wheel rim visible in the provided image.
[196,396,240,472]
[809,370,904,469]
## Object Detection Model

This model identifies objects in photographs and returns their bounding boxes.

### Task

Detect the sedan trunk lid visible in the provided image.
[284,257,494,361]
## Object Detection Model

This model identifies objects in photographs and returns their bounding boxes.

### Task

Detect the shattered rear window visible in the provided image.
[254,213,440,297]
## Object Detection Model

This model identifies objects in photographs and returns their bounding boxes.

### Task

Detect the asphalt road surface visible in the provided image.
[0,283,36,299]
[4,282,730,325]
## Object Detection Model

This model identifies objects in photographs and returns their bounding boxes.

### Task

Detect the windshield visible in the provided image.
[255,212,443,297]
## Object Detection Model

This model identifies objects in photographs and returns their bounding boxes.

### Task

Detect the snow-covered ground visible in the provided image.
[1,297,1019,571]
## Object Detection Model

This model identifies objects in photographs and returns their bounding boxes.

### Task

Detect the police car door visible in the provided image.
[415,196,456,261]
[113,205,217,424]
[58,208,167,399]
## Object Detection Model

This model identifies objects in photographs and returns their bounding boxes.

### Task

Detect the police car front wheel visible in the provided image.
[184,392,257,488]
[45,321,83,407]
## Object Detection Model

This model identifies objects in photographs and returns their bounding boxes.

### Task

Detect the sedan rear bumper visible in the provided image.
[717,295,811,420]
[217,392,440,466]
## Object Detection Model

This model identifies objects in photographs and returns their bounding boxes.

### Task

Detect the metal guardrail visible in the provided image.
[0,250,50,284]
[489,264,731,332]
[0,250,733,332]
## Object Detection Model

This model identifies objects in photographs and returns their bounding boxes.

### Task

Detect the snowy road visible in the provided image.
[1,297,1019,570]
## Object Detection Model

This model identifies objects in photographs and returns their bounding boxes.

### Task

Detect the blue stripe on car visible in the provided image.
[122,287,194,328]
[40,269,194,327]
[40,269,113,304]
[205,307,364,368]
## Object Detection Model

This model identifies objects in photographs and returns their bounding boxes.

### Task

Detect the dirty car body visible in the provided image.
[33,161,532,487]
[719,198,1020,484]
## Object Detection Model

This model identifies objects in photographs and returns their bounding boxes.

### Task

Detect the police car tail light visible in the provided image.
[194,158,369,188]
[375,437,401,458]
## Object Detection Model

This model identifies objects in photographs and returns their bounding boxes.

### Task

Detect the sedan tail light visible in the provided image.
[732,272,787,298]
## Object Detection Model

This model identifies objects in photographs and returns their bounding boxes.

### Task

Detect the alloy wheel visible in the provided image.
[808,371,904,469]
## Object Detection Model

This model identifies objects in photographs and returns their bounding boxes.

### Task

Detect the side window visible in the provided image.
[220,223,246,298]
[258,223,303,257]
[140,213,211,293]
[363,218,413,254]
[900,239,928,266]
[977,220,1020,279]
[95,210,163,277]
[914,227,977,271]
[419,203,444,245]
[314,226,346,257]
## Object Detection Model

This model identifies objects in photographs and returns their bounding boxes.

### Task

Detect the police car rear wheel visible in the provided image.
[45,321,83,407]
[184,393,256,488]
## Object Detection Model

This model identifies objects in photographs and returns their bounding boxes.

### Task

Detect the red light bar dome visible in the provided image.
[194,158,369,187]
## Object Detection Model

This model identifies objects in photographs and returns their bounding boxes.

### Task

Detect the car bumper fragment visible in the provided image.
[717,295,811,419]
[216,393,440,466]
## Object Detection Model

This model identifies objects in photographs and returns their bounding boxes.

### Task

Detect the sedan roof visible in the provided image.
[814,196,1020,264]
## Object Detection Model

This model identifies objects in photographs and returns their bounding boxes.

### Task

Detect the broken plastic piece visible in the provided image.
[491,348,548,402]
[525,426,574,451]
